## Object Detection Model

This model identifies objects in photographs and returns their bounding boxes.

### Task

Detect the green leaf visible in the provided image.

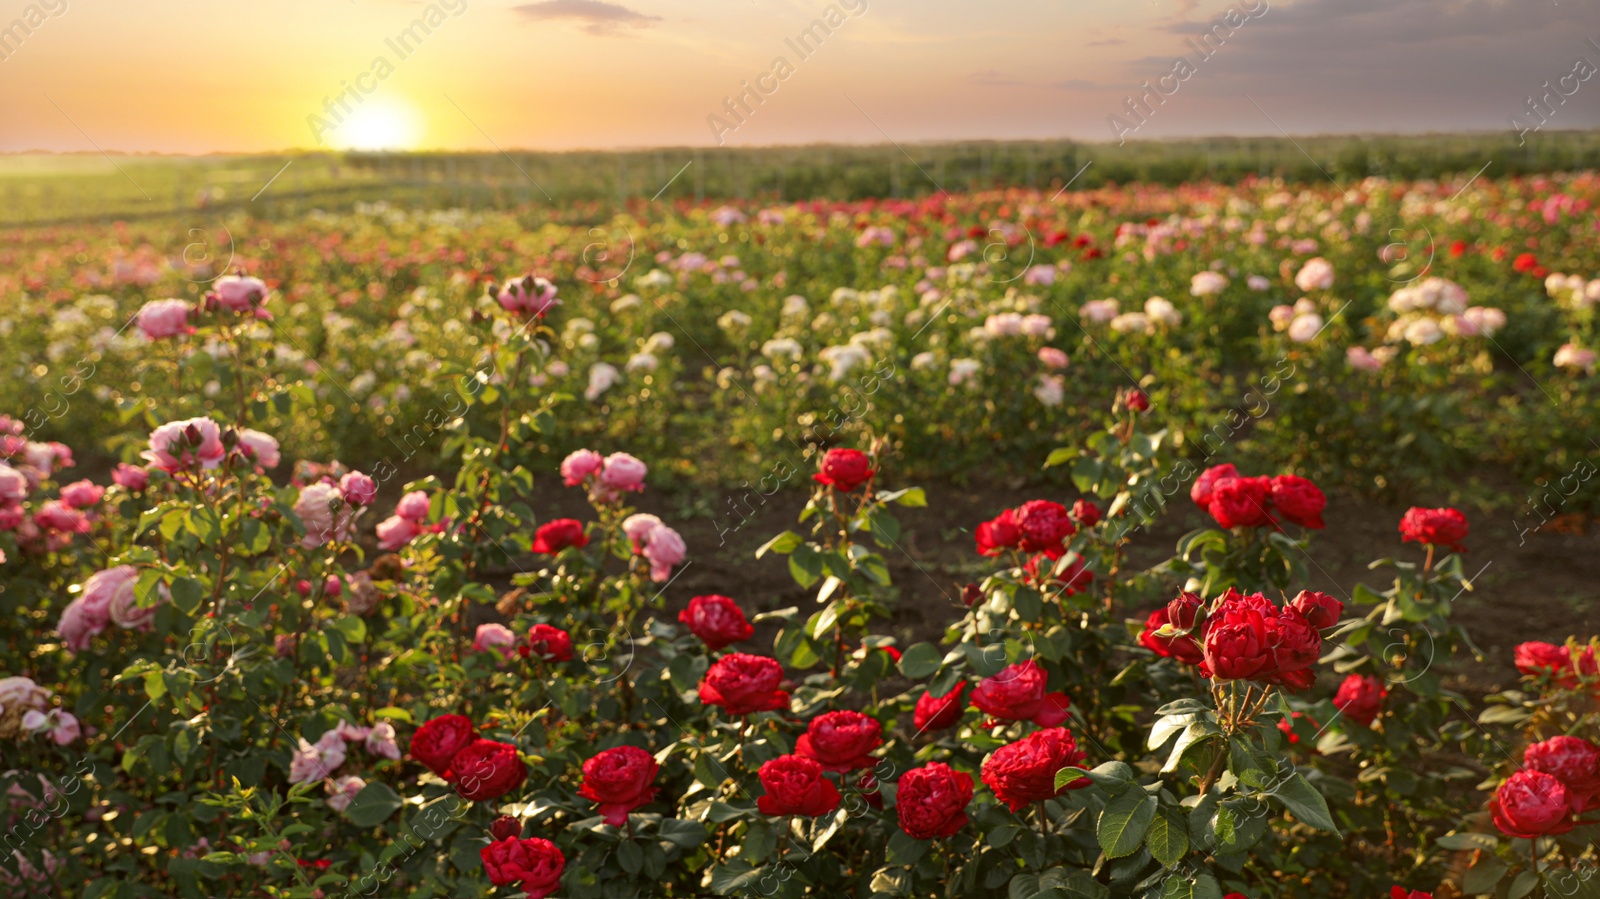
[1145,806,1189,868]
[1161,872,1223,899]
[756,530,803,558]
[1271,772,1340,834]
[617,839,644,874]
[1098,786,1157,858]
[788,544,823,589]
[897,643,941,679]
[1435,832,1498,851]
[889,487,927,507]
[345,782,403,827]
[886,829,928,866]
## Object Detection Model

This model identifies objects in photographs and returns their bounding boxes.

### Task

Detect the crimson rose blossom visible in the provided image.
[975,509,1021,556]
[1014,500,1076,554]
[1332,674,1386,727]
[1289,590,1343,630]
[699,653,789,716]
[970,660,1071,727]
[896,762,974,839]
[531,519,589,554]
[756,754,841,817]
[449,739,528,802]
[1070,498,1102,527]
[1398,507,1468,552]
[796,710,882,772]
[813,448,874,491]
[1208,475,1274,529]
[410,714,476,777]
[1391,889,1433,899]
[1524,735,1600,810]
[914,683,967,733]
[678,594,754,650]
[1512,641,1592,685]
[1190,463,1240,508]
[480,836,565,899]
[527,624,573,662]
[981,727,1089,811]
[1490,770,1574,838]
[1201,605,1277,681]
[1269,474,1326,529]
[579,745,659,825]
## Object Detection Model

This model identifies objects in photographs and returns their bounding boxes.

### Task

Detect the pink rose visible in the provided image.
[0,464,26,503]
[236,429,280,469]
[35,501,90,534]
[496,275,560,318]
[597,453,648,497]
[141,418,226,472]
[59,480,104,509]
[136,299,192,339]
[376,515,421,551]
[621,513,663,548]
[110,578,163,631]
[642,525,686,582]
[365,721,401,760]
[212,274,268,312]
[325,775,366,813]
[59,566,137,650]
[474,623,518,660]
[289,730,347,785]
[295,483,351,549]
[338,472,377,506]
[1037,347,1070,369]
[1294,257,1334,292]
[395,490,431,522]
[112,464,149,491]
[560,449,605,486]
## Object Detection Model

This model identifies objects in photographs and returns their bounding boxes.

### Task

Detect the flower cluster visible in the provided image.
[1141,588,1343,691]
[1190,463,1326,530]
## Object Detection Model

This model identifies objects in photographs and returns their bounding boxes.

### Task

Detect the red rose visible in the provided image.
[981,727,1089,812]
[579,745,659,825]
[961,583,983,607]
[531,518,589,554]
[1070,499,1102,527]
[1023,553,1093,594]
[411,714,476,777]
[814,448,874,491]
[896,762,974,839]
[1208,475,1274,529]
[914,683,967,733]
[1190,463,1239,508]
[527,624,573,662]
[1139,607,1204,666]
[1265,609,1321,679]
[1513,641,1575,681]
[678,594,754,651]
[1201,606,1277,681]
[449,739,528,802]
[480,836,565,898]
[1126,389,1150,412]
[970,660,1071,726]
[1332,674,1387,727]
[796,710,882,772]
[1491,770,1574,838]
[1269,475,1325,529]
[756,754,841,817]
[1392,889,1432,899]
[975,509,1021,556]
[1289,590,1343,630]
[1014,500,1076,554]
[489,815,523,841]
[1399,507,1468,552]
[1166,591,1204,629]
[699,653,790,716]
[1525,735,1600,810]
[1512,252,1539,274]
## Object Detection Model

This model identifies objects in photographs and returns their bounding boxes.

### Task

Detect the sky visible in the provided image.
[0,0,1594,153]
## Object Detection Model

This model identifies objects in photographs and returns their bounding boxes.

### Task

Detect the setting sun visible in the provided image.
[326,98,423,151]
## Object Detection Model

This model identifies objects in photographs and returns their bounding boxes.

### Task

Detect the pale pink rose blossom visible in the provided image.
[35,501,90,534]
[365,721,401,760]
[474,623,518,660]
[338,472,376,506]
[1247,275,1271,291]
[395,491,431,522]
[496,275,560,318]
[109,579,163,631]
[59,480,104,509]
[0,677,51,720]
[295,483,351,549]
[597,453,648,496]
[622,513,663,549]
[325,775,366,812]
[136,299,192,339]
[641,524,686,582]
[0,464,26,503]
[59,566,137,650]
[112,464,150,491]
[560,449,605,486]
[1037,347,1070,369]
[289,730,347,785]
[22,709,80,746]
[1555,343,1598,374]
[1293,257,1334,292]
[212,275,268,312]
[376,515,421,551]
[141,418,227,472]
[235,429,280,469]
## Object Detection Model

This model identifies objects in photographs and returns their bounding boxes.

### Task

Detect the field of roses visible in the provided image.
[2,166,1600,898]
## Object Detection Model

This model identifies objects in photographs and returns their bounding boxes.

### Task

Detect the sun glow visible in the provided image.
[328,98,423,151]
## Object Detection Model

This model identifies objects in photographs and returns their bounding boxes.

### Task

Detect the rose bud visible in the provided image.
[896,762,974,840]
[1070,499,1102,527]
[980,727,1089,811]
[961,583,983,607]
[1490,770,1574,839]
[796,710,883,772]
[1126,389,1150,412]
[1165,592,1204,630]
[1289,590,1343,630]
[755,754,841,817]
[488,815,523,842]
[1139,607,1204,665]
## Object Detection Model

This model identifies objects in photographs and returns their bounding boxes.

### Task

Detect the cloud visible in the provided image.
[1088,37,1126,46]
[512,0,662,35]
[969,69,1024,86]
